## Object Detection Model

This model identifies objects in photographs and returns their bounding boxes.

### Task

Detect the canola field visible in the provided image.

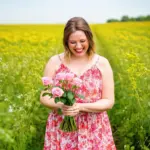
[0,22,150,150]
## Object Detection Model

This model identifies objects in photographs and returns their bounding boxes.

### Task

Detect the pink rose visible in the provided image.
[72,77,82,87]
[65,73,74,81]
[42,77,53,86]
[52,87,64,97]
[55,73,66,80]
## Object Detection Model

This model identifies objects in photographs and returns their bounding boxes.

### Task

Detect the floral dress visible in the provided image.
[43,55,116,150]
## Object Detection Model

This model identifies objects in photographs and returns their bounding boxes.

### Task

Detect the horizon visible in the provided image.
[0,0,150,24]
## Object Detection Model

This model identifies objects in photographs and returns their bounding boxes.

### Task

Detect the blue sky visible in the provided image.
[0,0,150,24]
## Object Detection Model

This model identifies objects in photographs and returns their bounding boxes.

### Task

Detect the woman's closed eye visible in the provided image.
[80,40,86,43]
[69,40,86,44]
[70,41,76,44]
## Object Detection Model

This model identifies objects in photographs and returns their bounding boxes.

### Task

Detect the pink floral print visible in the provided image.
[43,63,116,150]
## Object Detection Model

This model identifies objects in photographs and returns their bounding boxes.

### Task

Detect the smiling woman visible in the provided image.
[68,30,89,56]
[63,17,95,62]
[40,17,116,150]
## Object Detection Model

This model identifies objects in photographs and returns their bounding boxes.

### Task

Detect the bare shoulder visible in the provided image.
[43,53,63,77]
[47,53,64,65]
[96,54,113,74]
[96,54,109,65]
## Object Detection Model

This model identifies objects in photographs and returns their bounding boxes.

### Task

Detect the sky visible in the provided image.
[0,0,150,24]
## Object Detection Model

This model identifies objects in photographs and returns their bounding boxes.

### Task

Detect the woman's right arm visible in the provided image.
[40,91,63,110]
[40,56,63,110]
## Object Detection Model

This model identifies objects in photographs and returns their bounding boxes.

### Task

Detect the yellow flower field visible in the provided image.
[0,22,150,150]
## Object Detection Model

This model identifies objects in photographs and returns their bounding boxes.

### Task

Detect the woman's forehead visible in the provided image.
[69,30,87,40]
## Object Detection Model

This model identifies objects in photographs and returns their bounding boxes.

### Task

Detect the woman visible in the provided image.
[40,17,116,150]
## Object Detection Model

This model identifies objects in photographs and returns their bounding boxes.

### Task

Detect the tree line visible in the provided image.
[107,15,150,23]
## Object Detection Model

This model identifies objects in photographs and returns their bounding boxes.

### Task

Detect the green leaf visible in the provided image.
[72,98,75,104]
[54,97,60,103]
[42,92,52,97]
[67,91,74,101]
[62,92,67,98]
[60,97,67,103]
[57,108,62,115]
[69,98,75,106]
[44,87,48,91]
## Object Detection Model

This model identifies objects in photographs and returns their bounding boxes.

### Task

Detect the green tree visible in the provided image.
[107,19,119,23]
[121,15,129,22]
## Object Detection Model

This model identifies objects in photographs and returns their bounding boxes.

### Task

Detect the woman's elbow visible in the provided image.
[107,99,115,110]
[40,97,44,105]
[40,97,43,105]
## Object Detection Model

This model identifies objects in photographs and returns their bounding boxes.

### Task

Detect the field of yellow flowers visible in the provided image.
[0,22,150,150]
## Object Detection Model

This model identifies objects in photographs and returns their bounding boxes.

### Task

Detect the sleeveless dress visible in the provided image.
[43,55,116,150]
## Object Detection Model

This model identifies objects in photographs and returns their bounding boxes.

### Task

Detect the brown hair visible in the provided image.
[63,17,95,62]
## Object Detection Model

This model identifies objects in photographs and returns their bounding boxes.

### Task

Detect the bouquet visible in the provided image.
[41,72,83,132]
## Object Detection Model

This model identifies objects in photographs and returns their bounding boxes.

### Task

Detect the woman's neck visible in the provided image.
[70,54,89,62]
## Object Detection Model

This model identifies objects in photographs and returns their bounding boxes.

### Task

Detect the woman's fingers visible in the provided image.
[62,104,78,111]
[62,108,79,113]
[62,103,76,109]
[61,103,80,116]
[62,111,77,116]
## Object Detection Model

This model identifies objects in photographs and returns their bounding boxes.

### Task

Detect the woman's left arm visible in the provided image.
[62,57,115,116]
[78,57,115,113]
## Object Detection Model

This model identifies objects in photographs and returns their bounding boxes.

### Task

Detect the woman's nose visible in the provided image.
[76,42,82,48]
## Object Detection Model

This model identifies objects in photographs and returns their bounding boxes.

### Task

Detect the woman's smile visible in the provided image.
[68,30,89,57]
[75,48,84,53]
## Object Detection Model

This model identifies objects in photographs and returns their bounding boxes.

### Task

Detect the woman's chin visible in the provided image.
[73,51,87,57]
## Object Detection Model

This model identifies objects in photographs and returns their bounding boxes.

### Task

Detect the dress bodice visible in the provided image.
[53,59,103,103]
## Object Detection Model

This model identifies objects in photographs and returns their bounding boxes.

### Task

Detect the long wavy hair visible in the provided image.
[63,17,95,62]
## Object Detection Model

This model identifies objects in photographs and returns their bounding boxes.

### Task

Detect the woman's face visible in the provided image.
[67,30,89,57]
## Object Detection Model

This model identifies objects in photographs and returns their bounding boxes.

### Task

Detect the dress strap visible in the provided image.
[58,54,62,63]
[94,55,99,66]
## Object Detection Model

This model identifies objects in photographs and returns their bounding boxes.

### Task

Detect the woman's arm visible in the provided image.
[78,98,114,113]
[78,57,115,112]
[40,91,63,110]
[62,56,115,115]
[40,55,63,110]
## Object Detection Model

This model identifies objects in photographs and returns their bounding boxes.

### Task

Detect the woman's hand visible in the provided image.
[61,103,80,116]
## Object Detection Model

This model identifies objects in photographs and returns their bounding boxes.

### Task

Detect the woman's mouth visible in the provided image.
[75,49,83,53]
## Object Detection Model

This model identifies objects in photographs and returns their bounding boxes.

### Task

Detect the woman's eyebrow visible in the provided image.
[69,38,86,41]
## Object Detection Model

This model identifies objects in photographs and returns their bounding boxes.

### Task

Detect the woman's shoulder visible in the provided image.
[44,53,64,77]
[95,54,113,75]
[48,53,64,64]
[95,54,110,66]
